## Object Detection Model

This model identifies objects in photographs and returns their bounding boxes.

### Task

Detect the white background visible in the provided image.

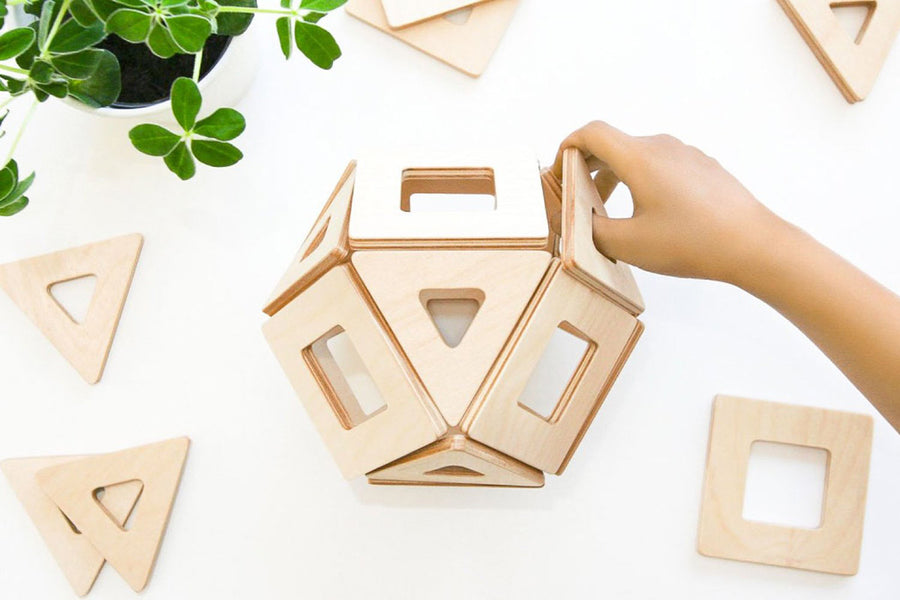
[1,1,899,598]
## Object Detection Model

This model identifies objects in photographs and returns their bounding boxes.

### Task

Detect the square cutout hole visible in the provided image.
[517,324,594,422]
[303,326,388,430]
[400,168,497,213]
[742,441,829,529]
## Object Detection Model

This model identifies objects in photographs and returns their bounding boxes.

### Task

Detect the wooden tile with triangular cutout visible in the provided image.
[2,456,143,596]
[0,234,143,383]
[353,250,551,426]
[367,434,544,487]
[380,0,487,28]
[35,438,190,593]
[776,0,900,102]
[346,0,520,77]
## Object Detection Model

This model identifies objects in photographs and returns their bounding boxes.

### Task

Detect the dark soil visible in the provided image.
[97,34,231,108]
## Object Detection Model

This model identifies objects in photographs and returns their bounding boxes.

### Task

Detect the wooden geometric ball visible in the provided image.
[262,148,645,487]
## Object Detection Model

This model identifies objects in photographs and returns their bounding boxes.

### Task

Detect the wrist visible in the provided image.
[722,212,807,294]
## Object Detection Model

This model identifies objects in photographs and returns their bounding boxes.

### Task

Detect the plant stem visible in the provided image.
[40,0,74,57]
[192,49,203,82]
[0,64,29,76]
[5,98,38,164]
[0,96,17,112]
[218,6,295,16]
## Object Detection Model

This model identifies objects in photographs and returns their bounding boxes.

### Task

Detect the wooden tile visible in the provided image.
[352,250,550,425]
[367,434,544,487]
[0,234,143,383]
[346,0,520,77]
[463,260,643,473]
[698,395,873,575]
[380,0,489,28]
[263,162,355,316]
[263,265,447,478]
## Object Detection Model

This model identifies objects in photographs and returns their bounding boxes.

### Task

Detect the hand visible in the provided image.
[552,121,789,284]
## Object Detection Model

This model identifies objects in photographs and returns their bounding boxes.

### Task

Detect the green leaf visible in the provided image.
[38,0,56,49]
[170,76,201,130]
[105,8,152,42]
[36,80,68,98]
[191,139,242,167]
[2,76,27,95]
[0,28,37,60]
[69,0,100,26]
[15,24,39,69]
[51,48,104,79]
[129,123,181,156]
[216,0,255,36]
[280,0,290,7]
[166,14,212,53]
[302,11,326,23]
[67,48,120,106]
[294,21,340,69]
[146,22,179,58]
[275,16,291,59]
[29,60,54,83]
[299,0,346,11]
[0,166,15,199]
[161,0,190,7]
[49,20,105,53]
[0,169,36,214]
[110,0,154,8]
[164,141,196,180]
[0,195,28,216]
[194,107,244,140]
[84,0,123,21]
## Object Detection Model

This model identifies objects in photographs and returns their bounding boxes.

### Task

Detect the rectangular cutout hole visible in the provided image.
[517,323,594,423]
[303,326,388,430]
[742,441,829,529]
[400,168,497,213]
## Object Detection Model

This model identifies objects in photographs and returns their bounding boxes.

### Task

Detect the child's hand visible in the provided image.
[552,121,787,285]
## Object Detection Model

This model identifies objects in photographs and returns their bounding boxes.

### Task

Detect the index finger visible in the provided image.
[551,121,637,181]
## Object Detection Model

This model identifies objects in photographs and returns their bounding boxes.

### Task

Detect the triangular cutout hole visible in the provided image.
[831,1,876,44]
[425,465,484,477]
[93,479,144,531]
[443,7,473,26]
[49,275,97,324]
[420,289,485,348]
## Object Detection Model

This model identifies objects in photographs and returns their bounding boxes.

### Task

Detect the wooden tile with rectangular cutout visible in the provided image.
[35,438,190,592]
[560,148,644,315]
[264,162,356,316]
[697,395,874,575]
[348,149,548,249]
[368,434,544,487]
[346,0,520,77]
[462,260,643,474]
[352,250,551,425]
[380,0,488,28]
[0,234,143,383]
[263,265,447,478]
[776,0,900,102]
[2,456,143,596]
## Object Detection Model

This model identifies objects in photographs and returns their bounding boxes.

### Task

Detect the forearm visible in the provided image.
[730,219,900,431]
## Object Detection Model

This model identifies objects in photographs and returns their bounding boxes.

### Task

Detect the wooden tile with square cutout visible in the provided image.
[352,250,551,425]
[462,260,643,474]
[697,395,874,575]
[263,162,355,316]
[367,434,544,487]
[263,265,447,478]
[560,148,644,315]
[348,149,549,249]
[776,0,900,102]
[346,0,520,77]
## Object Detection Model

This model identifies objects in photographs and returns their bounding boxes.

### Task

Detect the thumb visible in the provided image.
[592,213,639,264]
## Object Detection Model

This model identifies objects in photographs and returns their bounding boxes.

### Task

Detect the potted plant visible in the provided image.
[0,0,347,216]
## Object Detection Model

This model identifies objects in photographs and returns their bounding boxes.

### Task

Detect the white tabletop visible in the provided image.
[0,2,898,598]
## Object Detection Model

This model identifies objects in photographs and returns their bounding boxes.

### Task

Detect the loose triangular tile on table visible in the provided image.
[380,0,486,28]
[1,456,143,596]
[0,234,143,383]
[35,438,190,592]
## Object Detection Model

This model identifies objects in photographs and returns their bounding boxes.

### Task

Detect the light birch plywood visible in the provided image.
[0,234,143,384]
[35,438,190,592]
[1,457,142,596]
[540,167,562,238]
[348,148,549,249]
[561,149,644,315]
[777,0,900,102]
[263,265,447,478]
[367,434,544,487]
[463,260,643,474]
[352,250,551,425]
[345,0,520,77]
[697,395,874,575]
[263,162,355,316]
[380,0,487,28]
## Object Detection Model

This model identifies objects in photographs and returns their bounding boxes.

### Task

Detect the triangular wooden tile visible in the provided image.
[1,456,143,596]
[367,434,544,487]
[777,0,900,102]
[353,250,550,426]
[346,0,520,77]
[380,0,486,28]
[35,438,190,592]
[0,234,143,383]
